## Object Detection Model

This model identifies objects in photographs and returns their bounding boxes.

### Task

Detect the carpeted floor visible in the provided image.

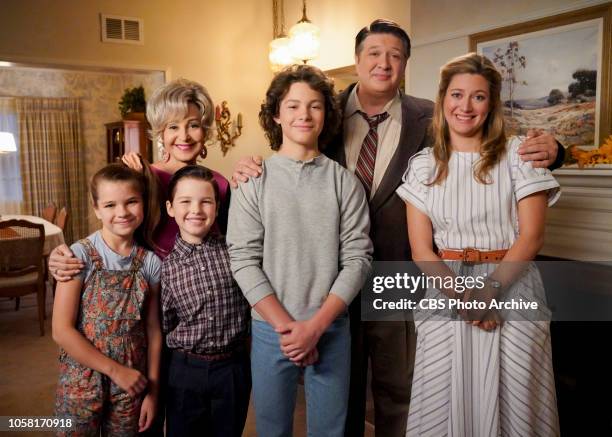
[0,288,374,436]
[6,283,609,435]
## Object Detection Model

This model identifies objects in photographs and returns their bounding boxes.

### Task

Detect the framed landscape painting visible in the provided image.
[470,4,611,167]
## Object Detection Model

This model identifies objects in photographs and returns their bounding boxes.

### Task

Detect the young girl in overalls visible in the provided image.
[48,79,229,436]
[52,163,162,436]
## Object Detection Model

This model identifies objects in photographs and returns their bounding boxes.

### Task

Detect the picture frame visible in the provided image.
[469,4,611,167]
[324,65,358,94]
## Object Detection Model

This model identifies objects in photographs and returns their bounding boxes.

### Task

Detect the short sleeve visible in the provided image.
[509,137,561,207]
[70,241,92,283]
[396,148,434,215]
[143,252,162,285]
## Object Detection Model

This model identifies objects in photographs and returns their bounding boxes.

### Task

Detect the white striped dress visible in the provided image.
[396,137,561,437]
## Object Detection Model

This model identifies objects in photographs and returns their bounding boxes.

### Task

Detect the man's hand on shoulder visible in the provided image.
[518,129,559,169]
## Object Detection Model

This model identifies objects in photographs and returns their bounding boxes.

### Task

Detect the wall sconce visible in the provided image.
[212,101,242,156]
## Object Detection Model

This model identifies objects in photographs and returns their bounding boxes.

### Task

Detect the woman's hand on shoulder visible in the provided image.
[121,152,144,172]
[48,244,84,282]
[230,155,263,188]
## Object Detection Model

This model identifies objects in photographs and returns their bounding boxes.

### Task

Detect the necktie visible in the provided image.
[354,111,390,197]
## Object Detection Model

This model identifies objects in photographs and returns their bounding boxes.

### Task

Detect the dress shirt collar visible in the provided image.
[172,233,218,258]
[345,84,402,123]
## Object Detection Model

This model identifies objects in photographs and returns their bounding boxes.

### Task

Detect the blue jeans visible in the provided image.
[251,316,351,437]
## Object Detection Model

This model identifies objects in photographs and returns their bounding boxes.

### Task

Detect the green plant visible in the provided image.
[118,86,146,117]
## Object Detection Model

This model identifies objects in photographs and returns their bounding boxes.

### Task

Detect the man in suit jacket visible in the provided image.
[324,22,432,437]
[232,19,563,437]
[324,19,564,437]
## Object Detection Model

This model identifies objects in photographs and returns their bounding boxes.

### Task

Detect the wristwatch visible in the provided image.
[486,277,502,292]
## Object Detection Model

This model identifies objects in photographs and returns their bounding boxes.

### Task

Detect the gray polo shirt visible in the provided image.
[227,153,373,321]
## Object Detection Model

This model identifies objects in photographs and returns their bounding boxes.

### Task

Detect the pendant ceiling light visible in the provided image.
[269,36,295,72]
[288,0,320,63]
[269,0,297,72]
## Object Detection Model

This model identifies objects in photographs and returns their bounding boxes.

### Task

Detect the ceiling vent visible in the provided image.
[101,14,144,45]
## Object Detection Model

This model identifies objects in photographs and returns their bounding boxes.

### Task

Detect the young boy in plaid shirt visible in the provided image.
[161,165,250,437]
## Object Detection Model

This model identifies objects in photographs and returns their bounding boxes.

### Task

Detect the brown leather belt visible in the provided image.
[438,248,508,263]
[175,347,242,362]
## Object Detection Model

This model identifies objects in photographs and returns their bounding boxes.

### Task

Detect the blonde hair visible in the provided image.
[429,52,506,185]
[146,78,215,153]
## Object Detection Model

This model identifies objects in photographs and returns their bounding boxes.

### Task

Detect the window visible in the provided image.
[0,98,23,213]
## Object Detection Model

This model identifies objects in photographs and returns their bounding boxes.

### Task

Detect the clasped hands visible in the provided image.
[454,285,502,332]
[276,319,323,367]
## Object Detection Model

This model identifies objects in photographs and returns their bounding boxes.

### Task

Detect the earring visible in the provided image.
[199,146,208,160]
[157,138,170,163]
[158,146,170,163]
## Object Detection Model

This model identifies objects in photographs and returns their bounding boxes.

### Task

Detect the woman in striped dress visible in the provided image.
[397,53,560,436]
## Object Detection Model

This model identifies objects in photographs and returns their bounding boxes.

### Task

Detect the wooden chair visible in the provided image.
[0,219,46,336]
[41,202,58,288]
[41,202,57,223]
[55,206,68,231]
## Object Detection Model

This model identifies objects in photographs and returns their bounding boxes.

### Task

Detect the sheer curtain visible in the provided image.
[0,97,23,214]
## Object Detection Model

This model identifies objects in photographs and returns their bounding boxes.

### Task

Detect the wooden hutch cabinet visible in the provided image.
[105,119,152,163]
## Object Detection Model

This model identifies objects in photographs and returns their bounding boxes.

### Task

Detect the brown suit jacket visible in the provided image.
[324,83,434,261]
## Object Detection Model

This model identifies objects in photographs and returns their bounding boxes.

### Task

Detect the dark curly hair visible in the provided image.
[259,64,341,151]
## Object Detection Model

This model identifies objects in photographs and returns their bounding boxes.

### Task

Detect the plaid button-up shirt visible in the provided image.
[161,234,250,354]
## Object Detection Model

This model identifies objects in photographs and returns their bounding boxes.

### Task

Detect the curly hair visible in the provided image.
[146,78,215,150]
[259,64,341,151]
[429,52,506,185]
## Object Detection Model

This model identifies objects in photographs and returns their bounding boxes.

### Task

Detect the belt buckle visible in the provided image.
[182,349,221,361]
[462,248,479,264]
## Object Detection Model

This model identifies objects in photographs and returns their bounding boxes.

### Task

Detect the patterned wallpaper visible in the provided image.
[0,66,164,232]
